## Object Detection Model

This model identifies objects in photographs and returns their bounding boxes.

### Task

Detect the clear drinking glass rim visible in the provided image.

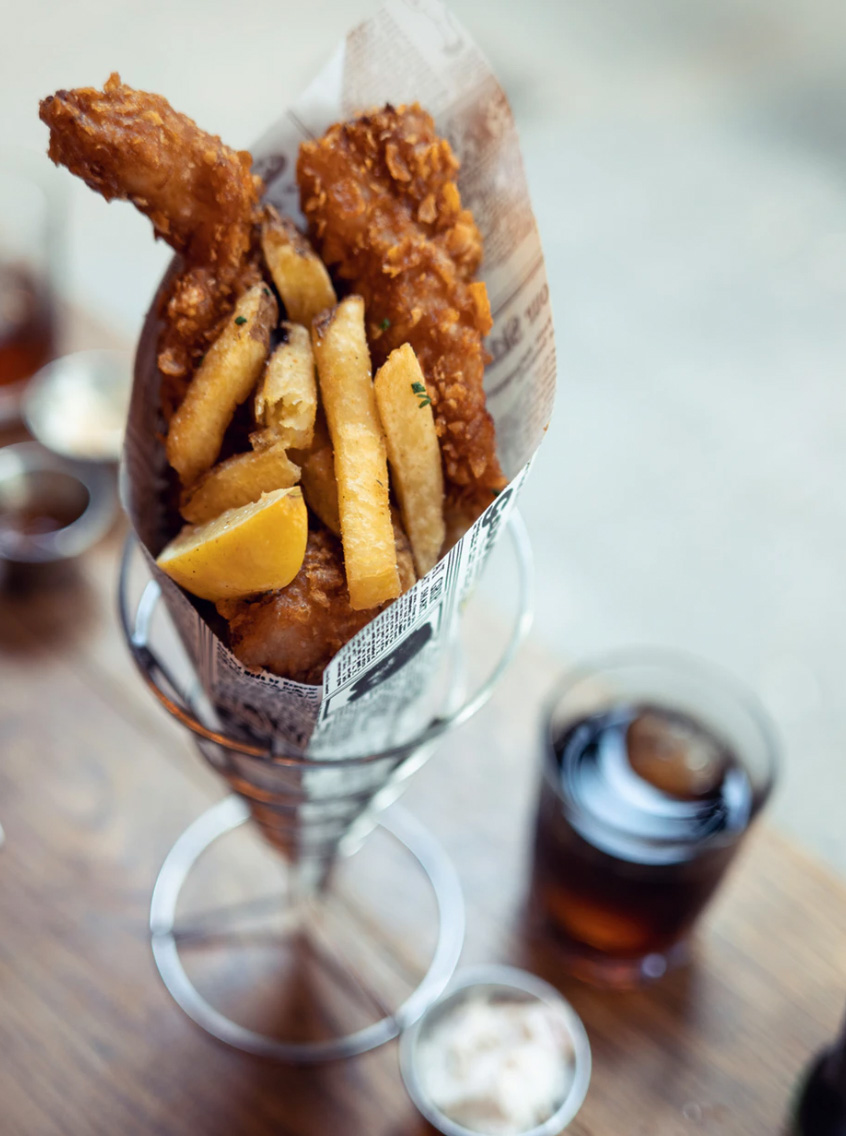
[541,646,781,846]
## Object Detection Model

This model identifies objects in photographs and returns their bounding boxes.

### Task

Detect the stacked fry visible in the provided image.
[40,78,504,685]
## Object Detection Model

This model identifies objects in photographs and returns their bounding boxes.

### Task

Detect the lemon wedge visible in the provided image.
[156,487,307,601]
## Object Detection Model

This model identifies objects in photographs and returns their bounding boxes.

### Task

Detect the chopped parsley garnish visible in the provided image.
[234,315,247,325]
[411,380,431,408]
[263,287,271,297]
[380,317,391,331]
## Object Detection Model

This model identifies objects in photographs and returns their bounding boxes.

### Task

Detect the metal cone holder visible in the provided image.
[118,514,533,1063]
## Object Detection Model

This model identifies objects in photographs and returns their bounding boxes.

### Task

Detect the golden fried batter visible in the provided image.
[219,522,415,684]
[39,73,262,399]
[297,103,504,497]
[40,80,497,684]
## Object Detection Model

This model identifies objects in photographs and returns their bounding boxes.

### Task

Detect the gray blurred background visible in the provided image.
[3,0,845,871]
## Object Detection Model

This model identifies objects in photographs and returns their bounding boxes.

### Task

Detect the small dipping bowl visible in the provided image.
[0,442,115,573]
[23,349,132,463]
[400,965,591,1136]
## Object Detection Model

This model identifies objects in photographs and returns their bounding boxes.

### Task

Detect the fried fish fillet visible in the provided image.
[40,81,490,684]
[297,103,504,499]
[39,73,262,408]
[219,522,415,684]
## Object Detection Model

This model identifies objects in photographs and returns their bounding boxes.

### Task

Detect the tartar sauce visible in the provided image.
[416,993,575,1135]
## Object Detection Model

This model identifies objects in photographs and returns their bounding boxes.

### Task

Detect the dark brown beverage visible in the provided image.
[531,702,755,975]
[0,264,55,388]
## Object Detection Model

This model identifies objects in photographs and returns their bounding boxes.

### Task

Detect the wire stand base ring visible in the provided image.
[150,796,465,1063]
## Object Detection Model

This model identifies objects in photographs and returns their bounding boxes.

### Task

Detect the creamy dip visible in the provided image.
[416,993,575,1135]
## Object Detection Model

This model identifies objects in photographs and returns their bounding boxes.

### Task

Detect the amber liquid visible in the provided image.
[0,264,55,387]
[531,704,754,961]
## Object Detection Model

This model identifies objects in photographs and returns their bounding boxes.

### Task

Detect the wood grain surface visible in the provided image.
[1,525,844,1136]
[1,312,844,1135]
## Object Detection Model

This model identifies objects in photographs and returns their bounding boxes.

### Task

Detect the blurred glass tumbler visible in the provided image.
[530,651,778,987]
[0,154,58,404]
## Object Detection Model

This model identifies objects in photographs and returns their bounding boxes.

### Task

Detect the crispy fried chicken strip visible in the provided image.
[39,73,262,403]
[219,523,415,685]
[297,103,504,499]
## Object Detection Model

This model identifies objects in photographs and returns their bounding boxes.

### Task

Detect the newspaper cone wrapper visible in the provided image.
[124,0,556,758]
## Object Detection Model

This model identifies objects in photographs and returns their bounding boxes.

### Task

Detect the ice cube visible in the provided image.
[626,709,727,799]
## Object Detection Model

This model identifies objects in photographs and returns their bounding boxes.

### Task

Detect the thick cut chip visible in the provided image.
[289,410,340,535]
[166,284,277,485]
[254,321,317,450]
[180,445,301,525]
[156,487,307,602]
[374,343,445,576]
[261,207,336,327]
[311,295,399,610]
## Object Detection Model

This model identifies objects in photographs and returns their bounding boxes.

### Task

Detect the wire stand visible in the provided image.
[149,796,464,1062]
[119,513,533,1063]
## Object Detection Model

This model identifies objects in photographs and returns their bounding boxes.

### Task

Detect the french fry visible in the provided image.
[289,410,340,535]
[374,343,445,576]
[180,445,301,525]
[261,207,336,327]
[166,284,277,485]
[253,321,317,449]
[311,295,399,610]
[392,510,418,593]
